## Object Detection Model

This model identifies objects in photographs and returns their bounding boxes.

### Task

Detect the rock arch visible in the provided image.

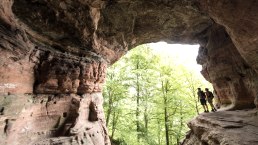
[0,0,258,144]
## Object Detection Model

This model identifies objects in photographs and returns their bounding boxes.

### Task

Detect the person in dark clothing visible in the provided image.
[205,88,217,112]
[197,88,209,112]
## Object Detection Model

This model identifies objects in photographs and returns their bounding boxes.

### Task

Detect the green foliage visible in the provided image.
[103,44,211,145]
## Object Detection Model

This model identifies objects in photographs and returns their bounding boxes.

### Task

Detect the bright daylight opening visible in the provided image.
[103,42,214,145]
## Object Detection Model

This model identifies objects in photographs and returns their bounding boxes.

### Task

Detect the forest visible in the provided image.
[103,44,211,145]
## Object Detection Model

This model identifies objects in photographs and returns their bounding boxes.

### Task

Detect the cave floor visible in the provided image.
[183,109,258,145]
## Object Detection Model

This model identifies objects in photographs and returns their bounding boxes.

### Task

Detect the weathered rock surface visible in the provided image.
[182,110,258,145]
[0,93,109,145]
[197,24,258,109]
[1,0,258,144]
[34,51,107,94]
[199,0,258,109]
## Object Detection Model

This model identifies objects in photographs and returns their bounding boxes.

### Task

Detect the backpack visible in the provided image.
[207,91,214,99]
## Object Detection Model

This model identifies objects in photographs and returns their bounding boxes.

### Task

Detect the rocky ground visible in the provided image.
[182,109,258,145]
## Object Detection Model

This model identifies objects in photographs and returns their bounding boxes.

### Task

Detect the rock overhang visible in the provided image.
[1,0,258,145]
[11,0,212,63]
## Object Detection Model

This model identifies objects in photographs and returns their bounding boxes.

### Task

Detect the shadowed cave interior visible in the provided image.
[1,0,258,145]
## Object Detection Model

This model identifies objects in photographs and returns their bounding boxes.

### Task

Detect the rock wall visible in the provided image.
[200,0,258,108]
[182,1,258,144]
[0,48,110,145]
[1,0,258,145]
[197,24,258,109]
[1,0,110,144]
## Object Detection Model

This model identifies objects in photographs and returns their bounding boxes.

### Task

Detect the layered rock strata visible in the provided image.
[0,93,109,145]
[1,0,258,145]
[0,48,110,144]
[182,110,258,145]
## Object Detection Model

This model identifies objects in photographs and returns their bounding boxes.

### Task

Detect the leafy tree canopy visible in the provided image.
[103,44,212,145]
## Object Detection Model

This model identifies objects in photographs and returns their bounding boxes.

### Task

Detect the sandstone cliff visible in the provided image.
[0,0,258,145]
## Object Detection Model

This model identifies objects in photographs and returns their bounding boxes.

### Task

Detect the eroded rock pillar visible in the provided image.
[33,50,109,144]
[197,25,258,109]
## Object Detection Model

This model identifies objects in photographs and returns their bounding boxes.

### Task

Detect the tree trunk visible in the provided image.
[106,90,113,126]
[164,105,169,145]
[106,73,114,126]
[144,94,148,137]
[136,61,141,143]
[177,101,183,145]
[111,110,119,140]
[191,85,200,115]
[195,100,200,115]
[162,80,170,145]
[157,119,161,145]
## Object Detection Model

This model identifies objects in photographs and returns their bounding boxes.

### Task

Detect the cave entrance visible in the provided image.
[103,42,212,145]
